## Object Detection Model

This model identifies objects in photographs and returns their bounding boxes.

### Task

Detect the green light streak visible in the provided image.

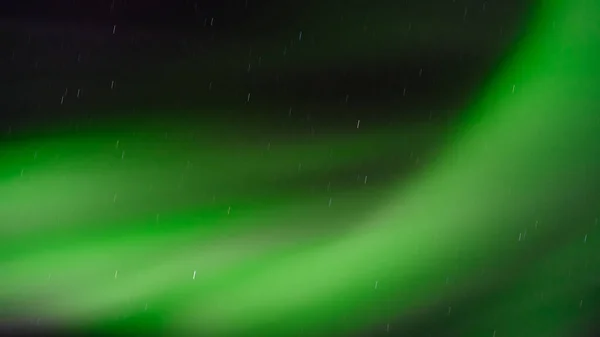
[1,0,599,335]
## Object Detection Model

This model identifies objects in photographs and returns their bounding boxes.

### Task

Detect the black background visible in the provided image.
[1,0,533,135]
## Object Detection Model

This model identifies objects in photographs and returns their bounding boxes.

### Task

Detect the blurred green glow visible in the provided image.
[1,0,599,336]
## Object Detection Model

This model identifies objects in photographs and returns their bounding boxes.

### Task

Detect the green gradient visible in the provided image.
[1,0,599,336]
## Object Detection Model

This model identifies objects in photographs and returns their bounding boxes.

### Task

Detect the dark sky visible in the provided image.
[0,0,532,134]
[2,0,282,33]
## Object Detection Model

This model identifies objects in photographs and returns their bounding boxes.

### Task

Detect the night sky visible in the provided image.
[1,1,599,337]
[1,0,532,130]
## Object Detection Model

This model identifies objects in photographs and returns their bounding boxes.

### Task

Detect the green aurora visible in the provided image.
[1,0,599,336]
